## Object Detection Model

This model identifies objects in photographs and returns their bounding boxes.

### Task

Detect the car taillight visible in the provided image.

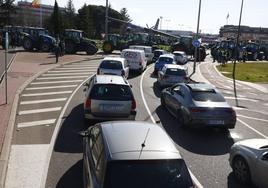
[131,99,136,110]
[85,98,91,108]
[97,68,100,74]
[190,107,205,113]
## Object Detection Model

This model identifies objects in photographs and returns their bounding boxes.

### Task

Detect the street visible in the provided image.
[2,55,268,188]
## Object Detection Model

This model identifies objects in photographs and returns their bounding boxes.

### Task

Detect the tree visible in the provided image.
[77,4,94,37]
[64,0,76,29]
[50,0,63,36]
[120,8,132,22]
[0,0,16,26]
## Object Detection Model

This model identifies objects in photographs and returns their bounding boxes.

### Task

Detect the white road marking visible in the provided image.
[42,73,90,76]
[224,96,259,102]
[140,65,203,188]
[20,98,67,105]
[227,80,243,87]
[237,118,268,139]
[64,65,98,68]
[36,76,88,80]
[17,119,56,128]
[55,67,96,70]
[5,144,49,188]
[25,85,77,90]
[48,70,94,73]
[21,91,72,97]
[18,107,62,115]
[237,114,268,123]
[31,80,83,85]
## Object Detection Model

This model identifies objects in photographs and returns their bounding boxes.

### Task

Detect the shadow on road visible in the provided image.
[227,172,256,188]
[54,103,85,153]
[155,105,234,155]
[56,160,83,188]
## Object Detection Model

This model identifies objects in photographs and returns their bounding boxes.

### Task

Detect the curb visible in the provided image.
[0,55,103,188]
[211,62,268,94]
[0,51,17,85]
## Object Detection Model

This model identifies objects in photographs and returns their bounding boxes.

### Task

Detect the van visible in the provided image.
[121,49,147,74]
[129,45,154,63]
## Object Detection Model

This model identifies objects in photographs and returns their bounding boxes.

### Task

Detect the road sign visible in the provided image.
[192,39,200,48]
[5,32,9,50]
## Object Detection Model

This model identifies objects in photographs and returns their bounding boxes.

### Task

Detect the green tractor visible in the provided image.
[64,29,98,55]
[171,36,207,62]
[102,32,156,54]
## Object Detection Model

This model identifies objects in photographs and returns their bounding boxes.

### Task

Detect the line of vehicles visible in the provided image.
[79,45,268,188]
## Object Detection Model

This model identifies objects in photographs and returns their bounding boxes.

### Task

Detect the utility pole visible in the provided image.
[233,0,244,107]
[4,32,8,104]
[193,0,202,75]
[105,0,108,40]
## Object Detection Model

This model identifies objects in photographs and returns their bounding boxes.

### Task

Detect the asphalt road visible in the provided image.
[4,56,268,188]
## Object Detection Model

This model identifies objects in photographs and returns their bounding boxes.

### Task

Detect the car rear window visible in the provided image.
[104,159,193,188]
[191,91,226,102]
[159,57,173,63]
[174,53,183,57]
[100,60,123,69]
[123,51,139,59]
[90,84,133,101]
[166,68,186,76]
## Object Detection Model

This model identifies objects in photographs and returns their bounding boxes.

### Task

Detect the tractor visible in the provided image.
[171,36,207,62]
[63,29,98,55]
[22,27,56,52]
[245,42,265,61]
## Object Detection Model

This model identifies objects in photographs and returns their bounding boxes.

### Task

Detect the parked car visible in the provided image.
[83,75,136,123]
[157,64,188,88]
[152,49,167,62]
[173,51,188,65]
[161,82,236,129]
[81,121,195,188]
[154,54,176,74]
[229,138,268,187]
[97,57,129,78]
[129,45,154,63]
[121,49,147,74]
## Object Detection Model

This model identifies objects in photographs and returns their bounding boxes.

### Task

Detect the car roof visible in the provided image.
[122,49,145,53]
[159,54,175,58]
[129,45,152,48]
[94,75,129,85]
[173,51,186,54]
[164,64,187,70]
[100,121,181,160]
[103,57,125,62]
[154,49,165,52]
[186,83,216,92]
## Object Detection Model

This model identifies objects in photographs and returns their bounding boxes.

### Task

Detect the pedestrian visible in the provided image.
[55,36,61,63]
[59,38,65,56]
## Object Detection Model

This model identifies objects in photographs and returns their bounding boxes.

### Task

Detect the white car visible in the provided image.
[129,45,154,62]
[97,57,129,78]
[121,49,147,74]
[173,51,188,65]
[229,138,268,187]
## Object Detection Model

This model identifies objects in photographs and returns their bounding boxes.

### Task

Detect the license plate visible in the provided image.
[208,120,225,125]
[100,104,123,112]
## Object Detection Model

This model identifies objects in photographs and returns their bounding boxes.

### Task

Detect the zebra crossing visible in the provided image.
[5,60,100,188]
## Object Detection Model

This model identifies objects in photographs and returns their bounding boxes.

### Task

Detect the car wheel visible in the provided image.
[232,156,251,184]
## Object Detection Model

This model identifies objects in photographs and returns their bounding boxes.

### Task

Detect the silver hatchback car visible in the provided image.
[81,121,195,188]
[84,75,136,122]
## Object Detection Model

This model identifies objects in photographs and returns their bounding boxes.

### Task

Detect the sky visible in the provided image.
[16,0,268,34]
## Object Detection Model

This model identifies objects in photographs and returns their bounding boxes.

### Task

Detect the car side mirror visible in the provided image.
[78,130,89,137]
[83,83,89,87]
[262,152,268,161]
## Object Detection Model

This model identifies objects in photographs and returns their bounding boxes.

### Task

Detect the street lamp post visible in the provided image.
[105,0,108,40]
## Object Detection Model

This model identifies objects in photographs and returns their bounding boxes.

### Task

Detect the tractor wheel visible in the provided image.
[40,43,50,52]
[23,38,33,51]
[102,41,113,54]
[65,40,76,54]
[86,43,98,55]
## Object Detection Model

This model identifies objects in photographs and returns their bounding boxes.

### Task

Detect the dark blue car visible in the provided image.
[154,54,176,74]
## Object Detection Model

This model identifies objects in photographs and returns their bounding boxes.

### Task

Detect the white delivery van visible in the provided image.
[121,49,147,74]
[129,45,154,63]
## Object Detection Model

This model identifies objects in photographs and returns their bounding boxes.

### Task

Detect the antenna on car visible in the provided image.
[138,128,150,159]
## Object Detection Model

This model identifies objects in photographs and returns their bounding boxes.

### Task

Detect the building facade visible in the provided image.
[220,25,268,43]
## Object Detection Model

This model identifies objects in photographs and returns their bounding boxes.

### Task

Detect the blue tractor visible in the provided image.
[22,27,56,52]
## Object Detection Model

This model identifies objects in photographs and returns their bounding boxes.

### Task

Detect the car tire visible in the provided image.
[23,38,33,51]
[232,156,251,184]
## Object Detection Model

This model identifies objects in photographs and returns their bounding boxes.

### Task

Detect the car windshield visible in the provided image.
[191,90,226,102]
[90,84,133,100]
[104,159,193,188]
[154,51,163,57]
[100,60,123,69]
[159,57,174,63]
[174,53,183,57]
[166,68,186,76]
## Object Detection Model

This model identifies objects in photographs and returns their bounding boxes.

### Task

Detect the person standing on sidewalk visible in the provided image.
[54,36,61,63]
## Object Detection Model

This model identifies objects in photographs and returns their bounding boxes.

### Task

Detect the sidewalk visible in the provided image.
[0,51,102,153]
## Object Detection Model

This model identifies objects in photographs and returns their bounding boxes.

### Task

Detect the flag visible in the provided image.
[31,0,40,8]
[226,13,229,19]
